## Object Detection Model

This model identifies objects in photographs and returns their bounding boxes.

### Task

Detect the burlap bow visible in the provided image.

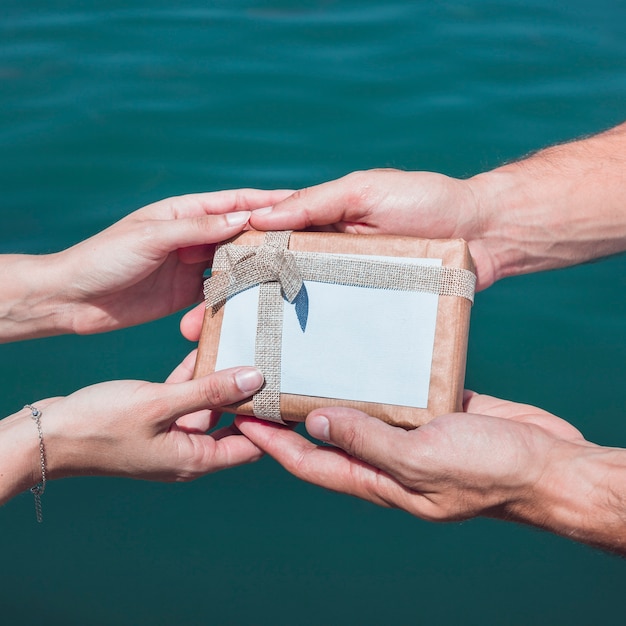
[205,231,303,311]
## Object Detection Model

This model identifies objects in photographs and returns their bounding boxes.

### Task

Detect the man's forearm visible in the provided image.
[469,122,626,282]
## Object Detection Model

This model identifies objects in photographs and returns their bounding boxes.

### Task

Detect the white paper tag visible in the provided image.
[214,254,441,408]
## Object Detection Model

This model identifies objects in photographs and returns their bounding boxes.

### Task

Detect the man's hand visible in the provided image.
[235,394,626,555]
[248,169,500,290]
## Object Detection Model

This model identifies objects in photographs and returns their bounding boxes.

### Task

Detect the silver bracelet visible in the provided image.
[24,404,47,523]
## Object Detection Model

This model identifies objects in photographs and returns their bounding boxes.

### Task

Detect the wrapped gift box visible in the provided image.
[193,229,475,429]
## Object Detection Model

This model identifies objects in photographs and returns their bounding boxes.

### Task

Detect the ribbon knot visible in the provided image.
[254,238,303,303]
[205,230,303,311]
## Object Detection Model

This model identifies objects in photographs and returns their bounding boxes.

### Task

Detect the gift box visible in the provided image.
[193,229,475,429]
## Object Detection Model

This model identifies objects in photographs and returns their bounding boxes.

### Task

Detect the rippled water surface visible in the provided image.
[2,2,625,624]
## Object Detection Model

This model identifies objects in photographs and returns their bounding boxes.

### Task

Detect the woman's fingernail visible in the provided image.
[253,206,273,216]
[235,367,264,393]
[307,415,330,441]
[226,210,251,226]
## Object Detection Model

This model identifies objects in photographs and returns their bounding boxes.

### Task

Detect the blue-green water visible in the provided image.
[2,1,626,624]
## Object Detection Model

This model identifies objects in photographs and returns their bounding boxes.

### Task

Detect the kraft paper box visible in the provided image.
[193,229,475,429]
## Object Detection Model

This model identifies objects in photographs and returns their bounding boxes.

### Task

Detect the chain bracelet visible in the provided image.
[24,404,46,523]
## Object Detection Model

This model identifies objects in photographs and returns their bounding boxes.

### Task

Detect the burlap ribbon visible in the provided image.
[204,231,476,423]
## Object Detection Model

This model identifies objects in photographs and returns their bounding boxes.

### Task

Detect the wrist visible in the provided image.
[467,127,626,282]
[0,406,44,505]
[0,253,75,342]
[450,167,539,288]
[466,167,569,282]
[507,440,626,554]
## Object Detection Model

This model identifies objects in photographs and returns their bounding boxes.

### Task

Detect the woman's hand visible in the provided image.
[58,189,293,335]
[0,355,265,505]
[47,365,265,481]
[1,189,292,341]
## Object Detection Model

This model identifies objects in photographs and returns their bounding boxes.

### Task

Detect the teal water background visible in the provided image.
[2,1,626,624]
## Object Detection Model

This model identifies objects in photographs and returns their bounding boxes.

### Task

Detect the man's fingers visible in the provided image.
[249,174,377,232]
[235,415,411,509]
[463,391,584,439]
[304,408,418,480]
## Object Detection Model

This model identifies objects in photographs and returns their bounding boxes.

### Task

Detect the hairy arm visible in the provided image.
[470,121,626,280]
[249,121,626,289]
